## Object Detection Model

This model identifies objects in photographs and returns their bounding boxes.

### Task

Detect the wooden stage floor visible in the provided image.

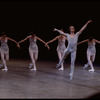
[0,59,100,99]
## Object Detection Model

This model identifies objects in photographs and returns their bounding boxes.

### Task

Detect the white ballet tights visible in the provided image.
[87,53,95,71]
[57,48,76,80]
[1,52,9,71]
[29,51,38,71]
[57,51,64,70]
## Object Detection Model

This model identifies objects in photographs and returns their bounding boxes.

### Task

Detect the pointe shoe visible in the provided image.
[2,67,8,71]
[69,73,73,80]
[30,67,37,71]
[56,64,60,68]
[83,64,88,69]
[29,63,33,69]
[58,67,64,70]
[88,69,94,72]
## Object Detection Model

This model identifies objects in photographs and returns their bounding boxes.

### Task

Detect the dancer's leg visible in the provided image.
[87,54,94,71]
[29,52,38,69]
[57,51,64,70]
[69,51,76,80]
[1,52,8,71]
[89,53,96,71]
[0,54,3,68]
[91,53,96,63]
[83,53,90,69]
[29,51,37,71]
[34,52,38,61]
[56,49,70,68]
[5,53,9,61]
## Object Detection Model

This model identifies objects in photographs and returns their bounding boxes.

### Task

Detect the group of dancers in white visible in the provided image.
[0,20,100,80]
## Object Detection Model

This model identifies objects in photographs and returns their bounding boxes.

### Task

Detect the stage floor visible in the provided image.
[0,59,100,99]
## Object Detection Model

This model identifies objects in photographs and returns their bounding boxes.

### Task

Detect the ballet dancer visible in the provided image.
[77,36,100,72]
[46,29,67,70]
[0,32,20,71]
[54,20,92,80]
[18,32,49,71]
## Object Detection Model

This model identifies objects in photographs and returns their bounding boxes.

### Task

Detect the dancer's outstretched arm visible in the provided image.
[77,39,88,45]
[36,36,50,50]
[54,28,67,37]
[46,36,59,45]
[78,20,92,35]
[36,36,47,45]
[95,39,100,44]
[7,37,20,48]
[18,36,31,44]
[7,37,17,44]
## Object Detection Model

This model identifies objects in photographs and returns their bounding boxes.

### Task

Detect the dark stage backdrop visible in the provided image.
[0,0,100,65]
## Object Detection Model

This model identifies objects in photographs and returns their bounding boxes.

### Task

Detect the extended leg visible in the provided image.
[83,52,89,69]
[56,48,70,68]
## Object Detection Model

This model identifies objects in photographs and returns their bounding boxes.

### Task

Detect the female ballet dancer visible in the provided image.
[54,20,92,80]
[77,36,100,72]
[18,32,49,71]
[0,32,20,71]
[46,29,67,70]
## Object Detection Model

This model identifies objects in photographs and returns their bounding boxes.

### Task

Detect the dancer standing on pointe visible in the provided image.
[77,36,100,72]
[54,20,92,80]
[0,32,20,71]
[18,32,49,71]
[45,29,67,70]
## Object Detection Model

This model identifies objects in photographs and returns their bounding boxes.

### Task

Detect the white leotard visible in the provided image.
[87,42,96,55]
[29,37,38,53]
[0,39,9,54]
[57,38,66,53]
[65,32,79,52]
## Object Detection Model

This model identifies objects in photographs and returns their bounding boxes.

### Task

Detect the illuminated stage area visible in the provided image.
[0,0,100,99]
[0,59,100,99]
